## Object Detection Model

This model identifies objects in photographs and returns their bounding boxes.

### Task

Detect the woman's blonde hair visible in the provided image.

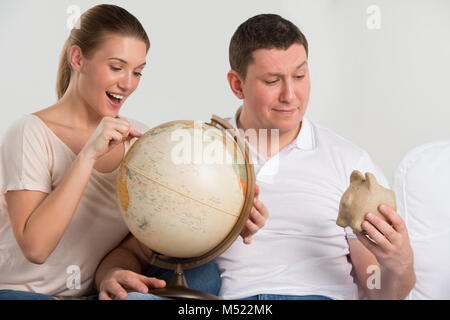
[56,4,150,99]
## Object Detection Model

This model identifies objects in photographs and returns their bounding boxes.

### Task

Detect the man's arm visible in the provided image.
[94,233,166,300]
[348,204,416,300]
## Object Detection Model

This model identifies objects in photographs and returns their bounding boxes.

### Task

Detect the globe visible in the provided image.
[115,115,255,299]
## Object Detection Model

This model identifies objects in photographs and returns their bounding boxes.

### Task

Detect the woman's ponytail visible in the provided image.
[56,39,71,100]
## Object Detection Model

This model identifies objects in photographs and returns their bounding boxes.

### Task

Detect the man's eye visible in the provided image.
[265,79,278,85]
[295,75,305,79]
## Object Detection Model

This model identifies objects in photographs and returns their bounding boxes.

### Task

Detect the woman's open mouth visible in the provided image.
[106,91,124,107]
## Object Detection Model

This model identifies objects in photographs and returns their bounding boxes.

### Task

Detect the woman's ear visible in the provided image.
[69,45,83,73]
[227,70,245,100]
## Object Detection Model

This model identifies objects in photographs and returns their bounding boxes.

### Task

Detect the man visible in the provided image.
[215,13,415,300]
[95,14,415,300]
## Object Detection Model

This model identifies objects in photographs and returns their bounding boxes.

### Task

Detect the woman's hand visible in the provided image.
[80,117,142,162]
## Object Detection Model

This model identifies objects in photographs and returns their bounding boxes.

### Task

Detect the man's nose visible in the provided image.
[279,79,295,104]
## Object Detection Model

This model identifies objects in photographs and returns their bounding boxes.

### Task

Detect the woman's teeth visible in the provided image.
[106,91,124,103]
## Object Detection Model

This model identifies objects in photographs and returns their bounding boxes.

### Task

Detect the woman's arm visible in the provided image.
[6,152,95,264]
[5,117,141,264]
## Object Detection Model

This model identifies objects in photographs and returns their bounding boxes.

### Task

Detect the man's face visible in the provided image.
[241,43,310,134]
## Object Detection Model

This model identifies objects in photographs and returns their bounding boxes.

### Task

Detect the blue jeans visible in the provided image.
[0,290,55,300]
[125,261,221,300]
[242,294,332,300]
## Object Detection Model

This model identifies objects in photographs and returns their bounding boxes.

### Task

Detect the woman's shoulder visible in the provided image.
[2,114,48,142]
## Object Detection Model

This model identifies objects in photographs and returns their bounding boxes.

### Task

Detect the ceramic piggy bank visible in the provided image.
[336,170,396,233]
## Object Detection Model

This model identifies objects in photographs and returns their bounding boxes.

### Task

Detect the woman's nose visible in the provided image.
[117,72,133,92]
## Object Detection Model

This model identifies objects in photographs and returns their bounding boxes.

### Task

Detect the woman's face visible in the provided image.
[77,34,147,118]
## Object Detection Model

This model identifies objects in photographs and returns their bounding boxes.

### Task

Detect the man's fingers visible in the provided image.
[117,272,150,294]
[103,279,128,300]
[378,204,406,234]
[356,232,384,257]
[248,205,267,228]
[365,212,398,244]
[98,291,113,300]
[253,199,269,219]
[254,184,260,199]
[240,218,258,244]
[361,219,392,251]
[243,218,260,236]
[139,275,166,289]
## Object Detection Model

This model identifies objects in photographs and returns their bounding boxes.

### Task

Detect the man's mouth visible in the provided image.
[272,107,299,114]
[106,91,125,105]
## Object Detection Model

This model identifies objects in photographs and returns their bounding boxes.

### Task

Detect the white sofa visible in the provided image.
[393,140,450,299]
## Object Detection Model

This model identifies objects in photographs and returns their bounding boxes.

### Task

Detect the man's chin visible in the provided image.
[272,119,302,134]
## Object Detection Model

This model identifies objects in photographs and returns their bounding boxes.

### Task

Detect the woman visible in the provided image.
[0,4,166,300]
[0,4,267,300]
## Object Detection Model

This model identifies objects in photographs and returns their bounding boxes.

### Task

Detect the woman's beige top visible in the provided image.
[0,114,149,297]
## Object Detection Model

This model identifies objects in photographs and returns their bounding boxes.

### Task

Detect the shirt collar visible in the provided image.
[231,106,317,151]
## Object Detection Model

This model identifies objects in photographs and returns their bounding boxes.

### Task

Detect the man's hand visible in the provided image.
[98,268,166,300]
[240,184,269,244]
[356,204,414,276]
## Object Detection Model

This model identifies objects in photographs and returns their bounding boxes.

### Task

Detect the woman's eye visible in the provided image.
[110,66,121,71]
[134,72,143,77]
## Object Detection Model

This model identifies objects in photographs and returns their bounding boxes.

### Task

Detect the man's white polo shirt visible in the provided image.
[215,107,388,300]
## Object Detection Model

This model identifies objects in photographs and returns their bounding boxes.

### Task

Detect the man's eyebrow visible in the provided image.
[265,61,307,77]
[108,57,146,68]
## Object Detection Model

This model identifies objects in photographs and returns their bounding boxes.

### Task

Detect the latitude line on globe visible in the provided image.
[125,164,240,218]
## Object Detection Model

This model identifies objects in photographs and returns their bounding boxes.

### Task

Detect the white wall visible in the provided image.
[1,0,449,183]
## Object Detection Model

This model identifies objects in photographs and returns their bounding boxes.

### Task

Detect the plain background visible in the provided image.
[0,0,449,184]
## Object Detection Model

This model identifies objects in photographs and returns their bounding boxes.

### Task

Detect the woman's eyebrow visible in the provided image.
[108,57,128,64]
[108,57,146,68]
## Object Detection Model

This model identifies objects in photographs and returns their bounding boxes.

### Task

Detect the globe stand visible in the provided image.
[148,264,219,300]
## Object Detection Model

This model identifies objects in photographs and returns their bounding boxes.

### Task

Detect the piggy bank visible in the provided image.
[336,170,396,233]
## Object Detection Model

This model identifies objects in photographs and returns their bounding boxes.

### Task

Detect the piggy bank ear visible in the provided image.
[365,172,378,190]
[350,170,364,183]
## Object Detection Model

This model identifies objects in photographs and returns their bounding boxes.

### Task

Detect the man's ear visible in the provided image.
[69,45,83,73]
[227,70,245,100]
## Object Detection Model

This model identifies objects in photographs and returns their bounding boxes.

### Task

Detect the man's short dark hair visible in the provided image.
[229,14,308,79]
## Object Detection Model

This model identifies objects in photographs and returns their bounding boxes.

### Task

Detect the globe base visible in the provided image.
[148,287,219,300]
[148,267,219,300]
